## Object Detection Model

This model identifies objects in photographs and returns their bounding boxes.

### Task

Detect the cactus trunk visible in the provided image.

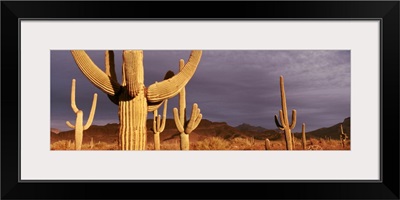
[154,133,161,150]
[180,133,190,150]
[284,128,293,150]
[118,90,147,150]
[74,111,84,150]
[301,123,306,150]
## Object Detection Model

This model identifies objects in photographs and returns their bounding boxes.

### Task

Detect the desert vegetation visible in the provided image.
[55,50,350,151]
[51,135,350,151]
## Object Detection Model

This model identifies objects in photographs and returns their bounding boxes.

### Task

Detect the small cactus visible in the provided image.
[292,133,296,149]
[265,139,271,150]
[66,79,97,150]
[90,137,94,149]
[274,76,297,150]
[339,124,348,148]
[301,123,307,150]
[173,59,202,150]
[152,99,168,150]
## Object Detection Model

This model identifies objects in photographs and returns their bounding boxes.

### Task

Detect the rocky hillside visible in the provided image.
[51,117,350,144]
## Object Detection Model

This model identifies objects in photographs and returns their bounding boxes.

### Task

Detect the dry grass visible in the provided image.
[51,140,118,150]
[51,137,350,151]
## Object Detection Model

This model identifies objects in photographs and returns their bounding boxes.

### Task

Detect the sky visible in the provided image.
[51,50,350,132]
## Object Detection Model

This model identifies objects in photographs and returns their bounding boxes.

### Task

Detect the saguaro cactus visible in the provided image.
[292,133,296,149]
[274,75,297,150]
[152,99,168,150]
[265,139,271,150]
[301,123,307,150]
[66,79,98,150]
[339,124,348,148]
[71,50,202,150]
[173,59,203,150]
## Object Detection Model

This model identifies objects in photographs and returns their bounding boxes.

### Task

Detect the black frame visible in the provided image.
[2,1,399,199]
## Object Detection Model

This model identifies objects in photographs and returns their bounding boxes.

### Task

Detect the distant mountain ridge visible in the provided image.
[304,117,350,140]
[51,117,350,144]
[235,123,268,132]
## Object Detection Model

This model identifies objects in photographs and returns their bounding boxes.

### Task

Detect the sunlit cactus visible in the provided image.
[152,99,168,150]
[71,50,202,150]
[301,123,307,150]
[292,133,296,149]
[339,124,348,148]
[265,139,271,150]
[173,59,203,150]
[274,75,297,150]
[66,79,97,150]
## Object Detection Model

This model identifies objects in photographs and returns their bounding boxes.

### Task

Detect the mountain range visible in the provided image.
[51,117,350,144]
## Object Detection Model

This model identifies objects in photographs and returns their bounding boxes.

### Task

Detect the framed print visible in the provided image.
[2,1,399,199]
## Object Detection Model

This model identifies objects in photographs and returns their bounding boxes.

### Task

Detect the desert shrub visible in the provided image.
[192,137,231,150]
[51,140,75,150]
[230,137,258,150]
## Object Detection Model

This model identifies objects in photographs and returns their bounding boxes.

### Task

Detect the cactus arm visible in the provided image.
[178,59,186,124]
[105,50,118,83]
[105,50,120,105]
[153,109,158,133]
[147,71,175,112]
[66,121,75,129]
[147,100,165,112]
[274,115,284,130]
[159,99,168,132]
[156,115,162,131]
[70,79,79,113]
[71,50,122,96]
[289,109,297,129]
[173,108,185,133]
[83,93,98,130]
[279,110,286,127]
[146,50,202,102]
[124,50,144,98]
[186,103,202,134]
[179,88,186,126]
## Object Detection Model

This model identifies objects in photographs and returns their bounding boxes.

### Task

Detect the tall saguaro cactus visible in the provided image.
[339,124,348,148]
[173,59,203,150]
[152,99,168,150]
[274,75,297,150]
[66,79,98,150]
[301,123,307,150]
[71,50,202,150]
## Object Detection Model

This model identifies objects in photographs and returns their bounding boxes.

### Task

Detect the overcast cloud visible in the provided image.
[51,50,350,132]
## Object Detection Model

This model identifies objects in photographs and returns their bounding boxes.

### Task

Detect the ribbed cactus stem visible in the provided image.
[173,59,202,150]
[65,79,97,150]
[274,75,297,150]
[152,99,168,150]
[265,139,271,150]
[71,50,202,150]
[302,123,306,150]
[292,133,296,149]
